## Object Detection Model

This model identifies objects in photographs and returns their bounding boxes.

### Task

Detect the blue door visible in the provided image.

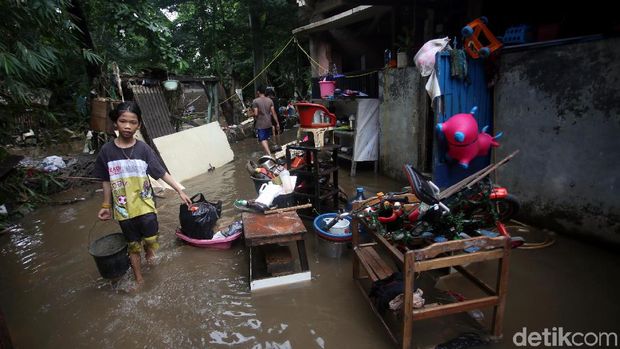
[431,52,493,188]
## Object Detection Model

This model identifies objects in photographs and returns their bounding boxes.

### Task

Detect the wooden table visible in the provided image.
[242,211,311,291]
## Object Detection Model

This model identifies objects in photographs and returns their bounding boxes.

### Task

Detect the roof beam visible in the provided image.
[292,5,390,35]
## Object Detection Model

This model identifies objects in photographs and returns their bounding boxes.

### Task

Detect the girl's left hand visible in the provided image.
[179,191,192,207]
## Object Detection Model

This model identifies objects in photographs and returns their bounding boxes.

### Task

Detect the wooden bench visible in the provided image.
[354,243,394,282]
[351,214,511,349]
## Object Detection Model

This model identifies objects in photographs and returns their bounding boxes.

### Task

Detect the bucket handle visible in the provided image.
[324,212,350,230]
[87,219,116,250]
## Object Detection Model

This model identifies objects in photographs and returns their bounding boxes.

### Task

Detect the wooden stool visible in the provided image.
[242,211,311,291]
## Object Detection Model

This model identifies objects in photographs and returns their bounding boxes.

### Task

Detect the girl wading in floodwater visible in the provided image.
[92,101,192,289]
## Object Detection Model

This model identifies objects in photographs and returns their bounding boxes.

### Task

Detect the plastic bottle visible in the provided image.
[384,49,392,67]
[346,187,366,210]
[389,49,397,68]
[279,169,292,193]
[234,199,248,207]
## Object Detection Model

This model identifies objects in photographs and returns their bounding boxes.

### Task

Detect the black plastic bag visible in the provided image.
[369,272,404,314]
[179,193,222,239]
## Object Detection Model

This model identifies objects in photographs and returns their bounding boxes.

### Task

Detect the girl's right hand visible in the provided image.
[98,208,112,221]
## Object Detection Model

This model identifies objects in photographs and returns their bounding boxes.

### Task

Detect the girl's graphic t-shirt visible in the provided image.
[92,140,166,221]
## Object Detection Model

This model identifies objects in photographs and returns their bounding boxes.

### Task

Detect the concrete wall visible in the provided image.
[379,67,428,182]
[494,37,620,244]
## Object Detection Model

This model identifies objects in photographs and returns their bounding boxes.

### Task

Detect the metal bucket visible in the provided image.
[88,233,130,279]
[316,234,350,258]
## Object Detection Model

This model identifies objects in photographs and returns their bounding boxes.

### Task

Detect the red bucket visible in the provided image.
[319,80,336,98]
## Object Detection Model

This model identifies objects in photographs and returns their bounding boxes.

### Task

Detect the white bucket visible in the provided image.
[323,218,351,235]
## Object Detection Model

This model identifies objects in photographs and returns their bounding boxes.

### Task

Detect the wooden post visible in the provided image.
[492,239,511,339]
[402,251,415,349]
[351,215,360,280]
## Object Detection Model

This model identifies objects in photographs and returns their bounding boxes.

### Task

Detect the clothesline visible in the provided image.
[219,36,385,106]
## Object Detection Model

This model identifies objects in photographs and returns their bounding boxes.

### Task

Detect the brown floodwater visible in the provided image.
[1,129,618,348]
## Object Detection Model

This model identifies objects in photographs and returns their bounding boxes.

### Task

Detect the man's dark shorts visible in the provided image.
[118,212,159,253]
[256,127,272,142]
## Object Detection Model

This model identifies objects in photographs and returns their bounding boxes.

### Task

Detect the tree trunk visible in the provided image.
[67,0,100,82]
[248,2,267,92]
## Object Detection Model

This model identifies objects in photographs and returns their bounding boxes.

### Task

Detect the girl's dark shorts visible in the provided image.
[118,212,159,242]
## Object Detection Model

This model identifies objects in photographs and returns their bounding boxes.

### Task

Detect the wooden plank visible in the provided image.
[412,236,507,261]
[412,296,499,321]
[414,249,504,272]
[438,164,493,200]
[292,6,390,35]
[354,248,375,281]
[357,248,381,281]
[439,150,520,200]
[354,247,393,282]
[264,203,312,215]
[364,247,393,280]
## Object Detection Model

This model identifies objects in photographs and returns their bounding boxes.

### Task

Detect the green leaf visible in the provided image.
[82,49,103,65]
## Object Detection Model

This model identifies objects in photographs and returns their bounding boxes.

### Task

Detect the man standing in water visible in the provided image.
[93,101,192,289]
[252,85,280,155]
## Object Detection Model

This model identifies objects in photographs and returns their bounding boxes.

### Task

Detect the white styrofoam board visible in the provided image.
[250,271,311,291]
[153,122,234,183]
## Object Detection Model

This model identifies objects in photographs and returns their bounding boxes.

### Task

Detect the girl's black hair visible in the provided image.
[109,101,143,124]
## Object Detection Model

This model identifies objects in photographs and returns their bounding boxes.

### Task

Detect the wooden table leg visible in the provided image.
[297,239,309,271]
[249,246,254,288]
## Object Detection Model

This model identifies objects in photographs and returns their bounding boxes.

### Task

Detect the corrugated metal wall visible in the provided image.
[130,85,176,149]
[432,52,493,188]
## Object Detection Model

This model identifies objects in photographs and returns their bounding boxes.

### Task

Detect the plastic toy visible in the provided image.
[461,17,503,59]
[436,107,502,168]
